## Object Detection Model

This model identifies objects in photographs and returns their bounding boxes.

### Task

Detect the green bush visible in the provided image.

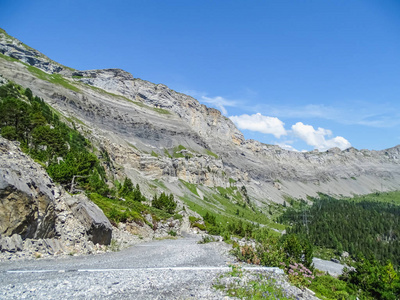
[168,230,177,236]
[203,212,216,225]
[281,233,314,269]
[189,216,200,225]
[173,214,183,220]
[1,126,17,140]
[152,192,176,213]
[118,178,146,202]
[342,255,400,299]
[88,193,144,225]
[193,222,206,231]
[309,275,350,300]
[198,235,216,244]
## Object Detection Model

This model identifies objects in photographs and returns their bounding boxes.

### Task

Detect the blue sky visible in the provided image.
[1,0,400,151]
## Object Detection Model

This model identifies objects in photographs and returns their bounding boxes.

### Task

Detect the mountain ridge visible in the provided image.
[1,27,399,205]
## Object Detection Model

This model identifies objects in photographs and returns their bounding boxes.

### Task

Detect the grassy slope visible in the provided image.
[177,179,285,233]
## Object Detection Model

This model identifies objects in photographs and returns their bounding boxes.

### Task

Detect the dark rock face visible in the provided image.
[0,187,56,239]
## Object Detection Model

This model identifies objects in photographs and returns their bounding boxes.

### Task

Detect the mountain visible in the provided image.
[1,27,400,211]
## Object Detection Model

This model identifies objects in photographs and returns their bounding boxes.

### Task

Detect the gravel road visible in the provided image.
[312,258,345,277]
[0,235,236,299]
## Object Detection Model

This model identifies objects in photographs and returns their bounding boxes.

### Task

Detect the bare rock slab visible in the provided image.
[64,194,112,245]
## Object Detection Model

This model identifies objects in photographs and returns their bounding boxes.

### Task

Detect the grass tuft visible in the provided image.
[26,65,79,92]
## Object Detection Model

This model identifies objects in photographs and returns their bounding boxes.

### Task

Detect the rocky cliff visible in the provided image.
[1,27,399,210]
[0,136,114,259]
[0,132,196,259]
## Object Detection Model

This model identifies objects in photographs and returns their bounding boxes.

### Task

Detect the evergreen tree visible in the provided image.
[152,192,176,213]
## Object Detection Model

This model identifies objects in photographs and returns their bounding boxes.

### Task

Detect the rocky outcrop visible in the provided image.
[0,136,195,260]
[76,69,245,146]
[0,137,113,258]
[64,194,112,245]
[0,139,57,239]
[0,28,65,73]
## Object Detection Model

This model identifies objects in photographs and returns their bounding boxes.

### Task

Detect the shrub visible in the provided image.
[203,212,216,225]
[343,255,400,299]
[118,178,146,202]
[193,222,206,231]
[281,233,314,269]
[173,214,183,220]
[152,192,176,213]
[258,242,285,267]
[198,235,216,244]
[284,262,314,287]
[235,244,261,265]
[88,193,144,225]
[309,275,350,300]
[1,126,17,140]
[189,216,200,225]
[168,230,177,236]
[214,266,295,300]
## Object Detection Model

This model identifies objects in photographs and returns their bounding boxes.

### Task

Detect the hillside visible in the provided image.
[2,27,400,299]
[1,27,400,213]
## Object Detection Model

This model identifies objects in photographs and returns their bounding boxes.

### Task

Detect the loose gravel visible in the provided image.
[0,235,319,299]
[0,235,234,299]
[312,258,345,277]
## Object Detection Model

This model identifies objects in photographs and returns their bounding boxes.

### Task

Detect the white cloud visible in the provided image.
[291,122,351,151]
[229,113,287,138]
[201,96,237,115]
[183,90,238,115]
[276,142,299,152]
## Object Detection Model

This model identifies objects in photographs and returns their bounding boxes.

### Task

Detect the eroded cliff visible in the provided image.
[1,27,399,210]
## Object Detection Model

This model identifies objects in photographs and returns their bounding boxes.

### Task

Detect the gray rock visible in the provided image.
[0,236,10,252]
[64,194,112,245]
[331,258,340,264]
[0,139,57,239]
[10,234,23,251]
[0,234,23,252]
[43,239,63,254]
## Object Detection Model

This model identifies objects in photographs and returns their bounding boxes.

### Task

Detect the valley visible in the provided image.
[1,27,400,299]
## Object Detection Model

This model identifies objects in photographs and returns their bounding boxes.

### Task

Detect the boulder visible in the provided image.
[64,194,112,245]
[0,234,23,252]
[43,238,64,254]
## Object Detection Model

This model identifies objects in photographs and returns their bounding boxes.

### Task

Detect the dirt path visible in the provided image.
[0,235,236,299]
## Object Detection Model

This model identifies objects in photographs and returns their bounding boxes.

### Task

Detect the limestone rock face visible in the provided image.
[77,69,245,146]
[1,28,400,205]
[0,29,63,73]
[0,137,112,249]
